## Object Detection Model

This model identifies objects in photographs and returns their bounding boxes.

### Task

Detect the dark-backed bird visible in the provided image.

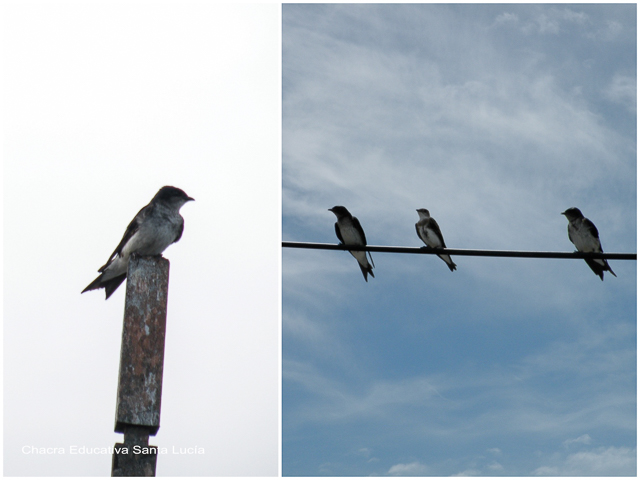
[82,186,194,299]
[329,206,375,281]
[415,208,457,272]
[561,207,616,281]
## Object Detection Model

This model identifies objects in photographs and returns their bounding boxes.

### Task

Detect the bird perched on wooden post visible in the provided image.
[82,186,194,299]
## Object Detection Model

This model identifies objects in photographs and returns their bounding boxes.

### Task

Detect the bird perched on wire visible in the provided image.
[561,207,616,281]
[329,206,375,282]
[415,208,457,272]
[82,186,194,299]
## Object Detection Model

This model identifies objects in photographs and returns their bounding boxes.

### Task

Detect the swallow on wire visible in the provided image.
[562,207,616,280]
[415,208,457,272]
[329,206,375,281]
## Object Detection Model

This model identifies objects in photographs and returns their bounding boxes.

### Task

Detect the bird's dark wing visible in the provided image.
[582,218,600,241]
[352,216,374,266]
[334,222,344,244]
[415,223,422,242]
[428,218,447,248]
[103,274,127,299]
[98,203,151,272]
[81,270,127,296]
[173,221,185,244]
[352,217,367,244]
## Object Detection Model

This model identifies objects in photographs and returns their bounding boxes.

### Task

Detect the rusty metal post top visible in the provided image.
[115,255,170,435]
[126,254,170,291]
[128,253,169,268]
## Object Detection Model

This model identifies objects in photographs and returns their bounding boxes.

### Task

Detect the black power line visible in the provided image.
[282,242,636,260]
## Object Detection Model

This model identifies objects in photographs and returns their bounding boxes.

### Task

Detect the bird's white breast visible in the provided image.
[424,228,442,248]
[103,213,182,279]
[418,221,442,248]
[569,223,599,252]
[338,221,368,265]
[339,222,363,245]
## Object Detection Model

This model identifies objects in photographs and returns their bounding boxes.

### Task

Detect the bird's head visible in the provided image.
[416,208,431,220]
[329,206,350,219]
[154,186,195,209]
[561,207,583,221]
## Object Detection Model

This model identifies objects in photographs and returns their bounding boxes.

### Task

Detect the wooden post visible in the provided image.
[111,255,169,477]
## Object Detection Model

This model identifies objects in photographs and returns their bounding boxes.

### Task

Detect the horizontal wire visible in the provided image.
[282,242,636,260]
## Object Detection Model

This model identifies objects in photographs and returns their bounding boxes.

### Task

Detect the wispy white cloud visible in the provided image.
[563,433,592,447]
[559,8,589,25]
[493,12,518,27]
[522,13,561,35]
[388,461,429,476]
[588,20,625,42]
[283,360,451,429]
[493,7,590,36]
[533,446,636,476]
[604,74,636,114]
[288,320,632,424]
[284,316,635,452]
[452,468,482,476]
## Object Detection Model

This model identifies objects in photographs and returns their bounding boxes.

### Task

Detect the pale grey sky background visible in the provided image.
[4,2,279,476]
[282,3,636,476]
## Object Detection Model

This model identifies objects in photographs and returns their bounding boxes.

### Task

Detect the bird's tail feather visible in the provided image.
[439,254,457,272]
[82,275,104,294]
[585,259,605,281]
[81,273,126,299]
[104,274,127,299]
[359,263,374,282]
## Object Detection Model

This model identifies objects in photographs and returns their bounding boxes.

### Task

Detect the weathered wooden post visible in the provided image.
[111,255,170,477]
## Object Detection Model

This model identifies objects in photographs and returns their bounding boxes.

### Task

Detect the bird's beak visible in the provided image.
[187,197,195,202]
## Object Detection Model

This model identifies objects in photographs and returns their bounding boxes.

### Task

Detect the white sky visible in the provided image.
[4,1,280,476]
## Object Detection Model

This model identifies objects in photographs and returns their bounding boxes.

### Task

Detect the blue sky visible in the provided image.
[282,4,636,476]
